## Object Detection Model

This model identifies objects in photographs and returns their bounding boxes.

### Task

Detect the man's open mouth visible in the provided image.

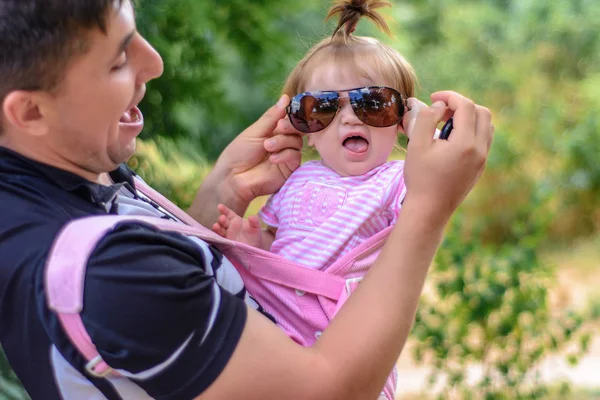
[119,106,143,125]
[342,136,369,153]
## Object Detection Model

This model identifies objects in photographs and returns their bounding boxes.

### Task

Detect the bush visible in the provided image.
[0,347,29,400]
[128,139,210,209]
[411,201,590,399]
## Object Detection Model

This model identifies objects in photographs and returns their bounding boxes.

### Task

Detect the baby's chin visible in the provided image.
[330,162,379,177]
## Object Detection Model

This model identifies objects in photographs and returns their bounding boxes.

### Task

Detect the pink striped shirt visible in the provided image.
[258,160,405,270]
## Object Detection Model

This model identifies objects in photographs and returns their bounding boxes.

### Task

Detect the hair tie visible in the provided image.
[347,4,366,14]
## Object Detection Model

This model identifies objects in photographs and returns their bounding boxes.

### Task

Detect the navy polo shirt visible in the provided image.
[0,147,260,399]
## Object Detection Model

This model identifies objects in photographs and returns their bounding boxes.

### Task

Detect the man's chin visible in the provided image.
[108,141,137,167]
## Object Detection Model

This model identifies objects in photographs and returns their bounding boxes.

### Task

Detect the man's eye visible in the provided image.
[112,54,128,71]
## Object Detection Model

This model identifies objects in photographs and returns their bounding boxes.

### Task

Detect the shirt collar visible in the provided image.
[0,146,135,205]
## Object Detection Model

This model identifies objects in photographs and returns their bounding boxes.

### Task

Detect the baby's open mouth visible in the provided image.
[343,136,369,153]
[119,106,143,124]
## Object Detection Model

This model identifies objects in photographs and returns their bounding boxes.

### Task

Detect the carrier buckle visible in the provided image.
[85,355,114,378]
[345,277,363,295]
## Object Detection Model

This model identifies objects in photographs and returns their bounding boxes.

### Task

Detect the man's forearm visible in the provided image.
[188,166,249,228]
[312,194,450,398]
[200,194,452,400]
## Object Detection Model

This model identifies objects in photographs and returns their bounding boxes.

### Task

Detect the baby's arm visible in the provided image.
[212,204,276,251]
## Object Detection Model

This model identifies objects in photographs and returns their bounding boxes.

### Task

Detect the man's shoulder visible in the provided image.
[0,180,71,263]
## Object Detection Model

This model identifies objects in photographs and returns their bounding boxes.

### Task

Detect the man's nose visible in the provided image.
[134,34,164,85]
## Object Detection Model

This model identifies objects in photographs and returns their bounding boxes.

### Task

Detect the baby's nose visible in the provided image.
[339,102,361,124]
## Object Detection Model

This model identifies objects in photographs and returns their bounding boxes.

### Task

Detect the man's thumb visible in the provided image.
[408,101,447,147]
[245,95,289,138]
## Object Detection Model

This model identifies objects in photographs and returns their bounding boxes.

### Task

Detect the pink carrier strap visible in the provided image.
[44,215,224,377]
[45,176,398,398]
[133,177,360,301]
[134,177,202,227]
[44,215,361,377]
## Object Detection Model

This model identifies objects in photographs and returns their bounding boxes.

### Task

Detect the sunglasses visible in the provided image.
[286,86,409,134]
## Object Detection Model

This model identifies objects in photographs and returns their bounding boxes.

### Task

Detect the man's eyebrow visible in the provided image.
[114,31,135,60]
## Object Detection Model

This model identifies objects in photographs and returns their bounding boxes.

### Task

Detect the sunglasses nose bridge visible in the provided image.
[336,95,351,108]
[337,97,365,126]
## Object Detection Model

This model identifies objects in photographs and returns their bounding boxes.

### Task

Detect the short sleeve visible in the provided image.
[382,162,407,223]
[258,191,282,228]
[81,222,247,400]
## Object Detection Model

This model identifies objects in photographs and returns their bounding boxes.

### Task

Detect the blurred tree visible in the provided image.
[135,0,329,159]
[0,346,29,400]
[3,0,600,398]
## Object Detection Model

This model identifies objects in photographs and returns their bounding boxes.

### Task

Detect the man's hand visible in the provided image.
[402,91,494,221]
[220,95,303,203]
[190,96,303,227]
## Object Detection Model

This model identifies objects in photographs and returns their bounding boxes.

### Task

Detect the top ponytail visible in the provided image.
[281,0,416,102]
[326,0,393,39]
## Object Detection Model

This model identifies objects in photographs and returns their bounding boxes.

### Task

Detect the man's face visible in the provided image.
[42,1,163,175]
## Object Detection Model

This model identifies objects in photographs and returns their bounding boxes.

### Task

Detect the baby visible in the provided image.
[213,1,420,398]
[214,0,416,272]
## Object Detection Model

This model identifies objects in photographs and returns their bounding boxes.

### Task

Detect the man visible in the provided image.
[0,1,493,399]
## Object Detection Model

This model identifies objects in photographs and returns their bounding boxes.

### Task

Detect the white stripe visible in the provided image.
[264,160,405,271]
[201,282,221,344]
[51,345,153,400]
[116,333,194,380]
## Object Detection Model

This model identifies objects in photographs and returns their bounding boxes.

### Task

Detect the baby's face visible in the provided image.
[304,63,400,177]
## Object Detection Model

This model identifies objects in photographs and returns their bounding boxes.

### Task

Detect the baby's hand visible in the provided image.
[212,204,263,248]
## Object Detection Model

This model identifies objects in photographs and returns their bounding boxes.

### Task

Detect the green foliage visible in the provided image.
[554,111,600,238]
[128,138,210,209]
[3,0,600,398]
[135,0,328,159]
[133,0,600,242]
[412,202,590,399]
[0,347,29,400]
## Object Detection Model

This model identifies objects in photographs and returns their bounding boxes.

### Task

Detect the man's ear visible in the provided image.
[2,91,51,137]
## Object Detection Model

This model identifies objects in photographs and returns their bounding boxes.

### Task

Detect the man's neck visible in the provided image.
[0,140,110,185]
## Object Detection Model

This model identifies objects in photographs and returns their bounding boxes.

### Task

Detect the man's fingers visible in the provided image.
[407,101,448,149]
[402,97,427,137]
[269,149,302,177]
[242,95,289,139]
[264,130,303,153]
[431,91,476,142]
[475,105,494,153]
[275,116,303,135]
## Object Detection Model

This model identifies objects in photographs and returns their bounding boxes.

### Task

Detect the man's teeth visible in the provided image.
[121,108,140,123]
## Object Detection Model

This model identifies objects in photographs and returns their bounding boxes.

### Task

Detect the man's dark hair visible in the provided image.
[0,0,125,113]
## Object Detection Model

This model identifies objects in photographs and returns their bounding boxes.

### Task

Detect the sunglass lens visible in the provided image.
[288,92,339,133]
[350,87,403,127]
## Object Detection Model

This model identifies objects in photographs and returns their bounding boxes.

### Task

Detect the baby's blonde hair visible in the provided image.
[282,0,417,100]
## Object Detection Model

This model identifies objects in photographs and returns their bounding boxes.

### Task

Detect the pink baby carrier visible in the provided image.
[44,177,399,399]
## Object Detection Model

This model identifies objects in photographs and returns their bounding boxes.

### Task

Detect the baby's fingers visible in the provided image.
[217,213,231,230]
[217,203,237,221]
[212,222,227,237]
[248,215,261,229]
